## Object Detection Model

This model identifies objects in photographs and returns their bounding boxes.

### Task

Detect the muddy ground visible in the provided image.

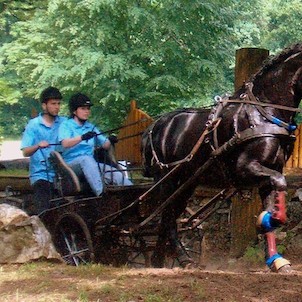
[1,258,302,302]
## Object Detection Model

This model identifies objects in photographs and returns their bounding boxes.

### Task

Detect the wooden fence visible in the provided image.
[115,100,153,165]
[285,124,302,169]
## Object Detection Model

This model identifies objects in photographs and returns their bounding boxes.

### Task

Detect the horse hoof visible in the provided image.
[277,264,292,274]
[272,257,291,273]
[183,261,196,269]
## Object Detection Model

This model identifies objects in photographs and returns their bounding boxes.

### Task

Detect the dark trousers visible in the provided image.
[29,180,54,215]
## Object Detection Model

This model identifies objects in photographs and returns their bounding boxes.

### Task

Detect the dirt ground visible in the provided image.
[2,199,302,302]
[1,185,302,301]
[1,256,302,302]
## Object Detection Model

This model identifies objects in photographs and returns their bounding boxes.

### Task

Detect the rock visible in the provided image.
[0,158,29,170]
[0,203,62,263]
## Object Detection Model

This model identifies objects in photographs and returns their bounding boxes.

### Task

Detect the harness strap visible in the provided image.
[212,124,292,157]
[148,119,221,169]
[220,95,302,113]
[244,83,297,132]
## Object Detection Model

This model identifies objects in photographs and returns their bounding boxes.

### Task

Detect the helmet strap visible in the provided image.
[74,114,87,125]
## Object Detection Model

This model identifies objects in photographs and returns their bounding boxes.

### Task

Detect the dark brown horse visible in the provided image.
[141,43,302,272]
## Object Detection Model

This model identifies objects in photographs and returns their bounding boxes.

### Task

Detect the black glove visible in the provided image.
[108,135,118,145]
[81,131,96,141]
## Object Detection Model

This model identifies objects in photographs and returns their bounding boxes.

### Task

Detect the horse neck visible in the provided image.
[251,73,302,121]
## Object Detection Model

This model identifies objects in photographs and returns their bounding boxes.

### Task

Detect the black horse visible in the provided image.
[141,43,302,272]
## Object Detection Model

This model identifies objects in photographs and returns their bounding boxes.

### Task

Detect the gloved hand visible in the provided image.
[108,135,118,145]
[81,131,96,141]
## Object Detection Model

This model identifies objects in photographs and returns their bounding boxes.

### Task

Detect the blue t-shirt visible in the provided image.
[58,118,108,163]
[21,114,66,184]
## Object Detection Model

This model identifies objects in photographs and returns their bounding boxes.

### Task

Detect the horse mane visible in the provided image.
[232,43,302,98]
[250,43,302,83]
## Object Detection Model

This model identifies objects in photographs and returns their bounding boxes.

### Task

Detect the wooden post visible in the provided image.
[234,48,269,91]
[231,48,269,257]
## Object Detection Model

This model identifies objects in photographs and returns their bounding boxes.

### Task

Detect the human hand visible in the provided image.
[108,135,118,145]
[38,141,50,148]
[81,131,96,141]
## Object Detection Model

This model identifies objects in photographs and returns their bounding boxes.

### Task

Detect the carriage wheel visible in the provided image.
[117,233,153,268]
[94,229,151,267]
[177,225,204,266]
[54,213,95,266]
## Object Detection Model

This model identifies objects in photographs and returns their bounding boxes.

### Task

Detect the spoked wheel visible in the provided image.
[177,225,204,266]
[117,233,155,268]
[54,213,95,266]
[94,229,153,268]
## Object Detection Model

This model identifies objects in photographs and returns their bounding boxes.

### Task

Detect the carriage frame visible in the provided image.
[0,148,233,267]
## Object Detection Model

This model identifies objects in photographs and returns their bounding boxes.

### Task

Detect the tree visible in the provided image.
[0,1,48,138]
[1,0,238,130]
[261,0,302,52]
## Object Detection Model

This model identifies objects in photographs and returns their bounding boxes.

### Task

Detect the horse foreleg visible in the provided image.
[241,161,291,272]
[152,204,194,268]
[257,190,291,272]
[151,223,167,268]
[168,222,194,268]
[257,189,291,272]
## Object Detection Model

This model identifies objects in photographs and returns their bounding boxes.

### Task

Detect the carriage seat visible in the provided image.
[49,151,90,196]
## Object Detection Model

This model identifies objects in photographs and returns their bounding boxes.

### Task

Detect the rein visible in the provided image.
[148,118,221,169]
[219,82,299,132]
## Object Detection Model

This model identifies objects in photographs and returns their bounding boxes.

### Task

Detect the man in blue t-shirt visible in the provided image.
[58,93,132,196]
[21,86,66,214]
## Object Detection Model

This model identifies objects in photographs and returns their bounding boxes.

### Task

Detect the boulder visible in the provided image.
[0,158,30,170]
[0,203,62,263]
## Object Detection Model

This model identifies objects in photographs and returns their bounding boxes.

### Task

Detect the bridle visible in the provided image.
[218,82,300,132]
[209,82,299,156]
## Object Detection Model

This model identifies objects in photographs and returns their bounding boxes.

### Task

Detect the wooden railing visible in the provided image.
[115,100,153,165]
[285,124,302,169]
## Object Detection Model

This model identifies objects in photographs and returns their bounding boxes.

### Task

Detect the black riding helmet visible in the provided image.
[40,86,62,103]
[69,93,93,115]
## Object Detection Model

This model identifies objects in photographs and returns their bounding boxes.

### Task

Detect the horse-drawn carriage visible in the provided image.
[0,149,223,268]
[2,43,302,272]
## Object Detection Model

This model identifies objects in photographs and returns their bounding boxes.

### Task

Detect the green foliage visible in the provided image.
[0,0,302,137]
[262,0,302,52]
[0,96,38,139]
[243,245,264,264]
[0,78,22,104]
[277,244,287,255]
[1,0,237,132]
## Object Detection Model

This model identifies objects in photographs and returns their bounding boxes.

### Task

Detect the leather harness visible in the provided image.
[148,82,297,168]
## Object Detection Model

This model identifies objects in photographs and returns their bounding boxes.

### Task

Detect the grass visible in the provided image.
[0,262,207,302]
[242,246,264,264]
[0,169,28,176]
[1,259,301,301]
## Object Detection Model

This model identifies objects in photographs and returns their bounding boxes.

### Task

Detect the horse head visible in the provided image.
[238,44,302,123]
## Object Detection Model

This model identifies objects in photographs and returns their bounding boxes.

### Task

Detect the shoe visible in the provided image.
[49,151,81,195]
